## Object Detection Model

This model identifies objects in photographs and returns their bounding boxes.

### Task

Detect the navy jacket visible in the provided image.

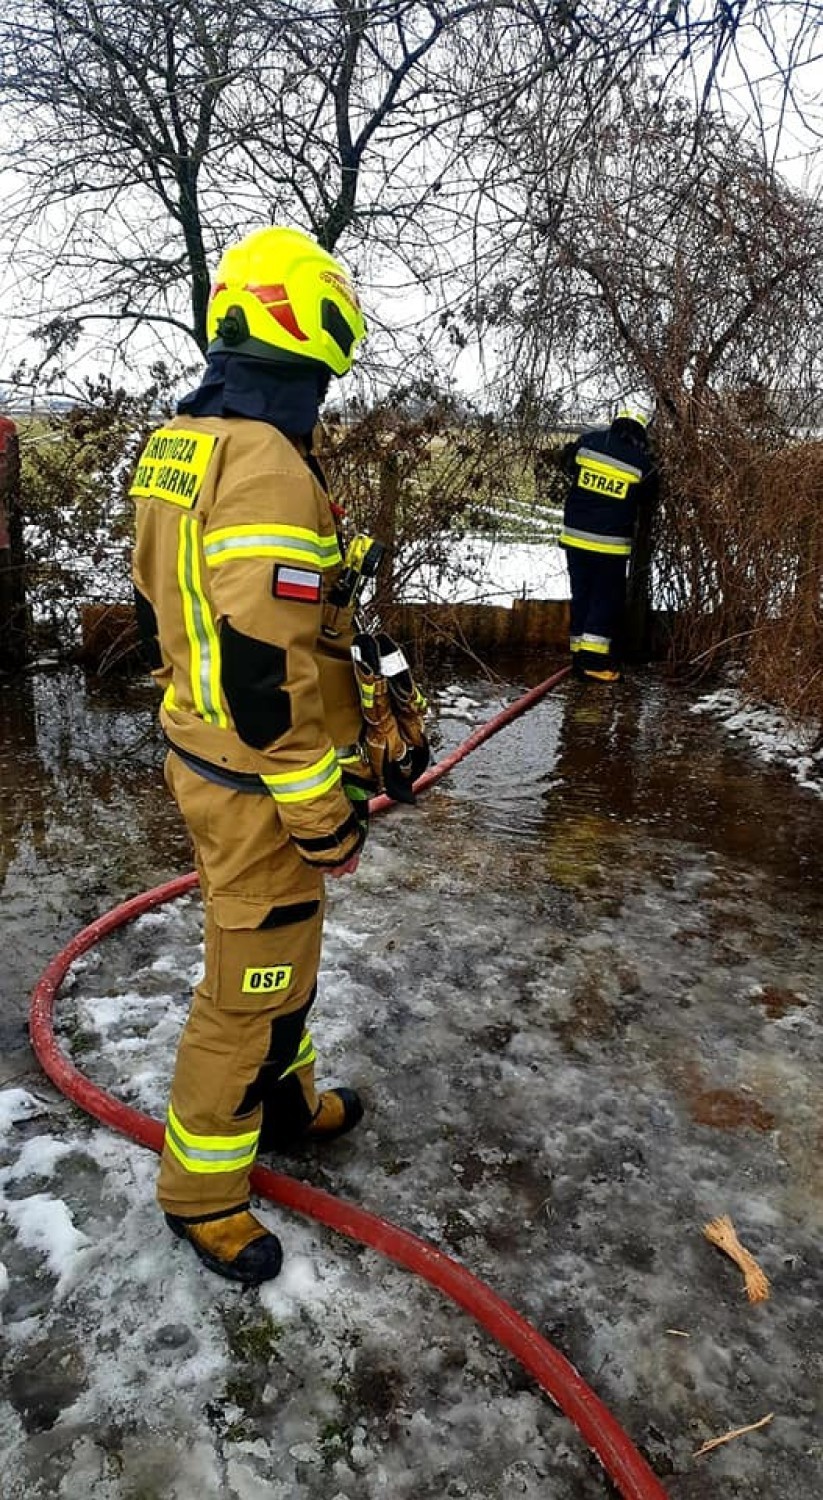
[560,425,657,556]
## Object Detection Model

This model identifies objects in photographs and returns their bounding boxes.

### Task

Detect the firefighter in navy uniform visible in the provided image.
[130,227,376,1286]
[560,405,658,682]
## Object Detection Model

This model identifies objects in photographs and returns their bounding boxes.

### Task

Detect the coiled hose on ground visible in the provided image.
[29,664,670,1500]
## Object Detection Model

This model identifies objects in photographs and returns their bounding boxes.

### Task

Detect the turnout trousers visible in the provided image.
[565,547,629,674]
[157,753,326,1220]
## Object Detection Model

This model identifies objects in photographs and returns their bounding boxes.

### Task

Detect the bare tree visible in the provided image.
[440,1,823,397]
[496,86,823,425]
[457,63,823,704]
[0,0,592,368]
[4,0,820,377]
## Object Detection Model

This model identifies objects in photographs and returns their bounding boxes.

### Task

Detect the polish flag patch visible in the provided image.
[272,564,322,603]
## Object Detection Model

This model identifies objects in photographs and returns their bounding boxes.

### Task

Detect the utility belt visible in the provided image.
[164,734,370,796]
[163,735,271,794]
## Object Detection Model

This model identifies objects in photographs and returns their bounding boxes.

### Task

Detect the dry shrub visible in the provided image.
[319,385,538,642]
[655,411,823,731]
[15,370,177,659]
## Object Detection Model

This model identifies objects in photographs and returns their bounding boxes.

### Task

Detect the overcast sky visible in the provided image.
[0,6,821,404]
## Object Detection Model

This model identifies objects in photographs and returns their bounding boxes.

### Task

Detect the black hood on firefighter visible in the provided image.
[177,353,330,438]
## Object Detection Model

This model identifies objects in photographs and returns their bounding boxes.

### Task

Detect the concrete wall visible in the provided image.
[385,598,571,657]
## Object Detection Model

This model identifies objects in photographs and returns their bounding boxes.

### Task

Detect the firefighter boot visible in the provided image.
[306,1087,364,1141]
[165,1207,283,1285]
[377,632,430,783]
[259,1075,365,1152]
[583,668,622,684]
[351,632,416,802]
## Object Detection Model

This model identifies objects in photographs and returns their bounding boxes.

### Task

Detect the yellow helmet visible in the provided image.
[613,403,650,431]
[207,226,365,375]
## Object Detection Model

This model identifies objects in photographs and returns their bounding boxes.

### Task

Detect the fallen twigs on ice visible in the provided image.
[693,1412,774,1458]
[703,1215,771,1302]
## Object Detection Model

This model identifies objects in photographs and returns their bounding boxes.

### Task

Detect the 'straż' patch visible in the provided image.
[578,466,629,498]
[273,564,322,603]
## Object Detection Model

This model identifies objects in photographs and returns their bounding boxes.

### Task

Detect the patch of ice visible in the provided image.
[0,1191,90,1282]
[692,687,822,796]
[0,1088,50,1130]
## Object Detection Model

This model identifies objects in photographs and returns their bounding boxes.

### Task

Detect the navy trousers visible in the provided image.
[565,548,628,674]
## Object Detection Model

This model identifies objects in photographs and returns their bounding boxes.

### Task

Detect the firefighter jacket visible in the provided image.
[560,426,657,556]
[130,414,366,871]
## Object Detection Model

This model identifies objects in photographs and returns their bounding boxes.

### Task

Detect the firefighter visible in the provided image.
[130,226,375,1285]
[559,404,658,682]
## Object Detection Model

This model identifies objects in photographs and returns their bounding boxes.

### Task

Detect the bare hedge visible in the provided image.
[656,415,823,731]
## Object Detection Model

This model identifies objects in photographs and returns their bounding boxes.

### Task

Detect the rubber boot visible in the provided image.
[351,632,416,802]
[165,1207,283,1285]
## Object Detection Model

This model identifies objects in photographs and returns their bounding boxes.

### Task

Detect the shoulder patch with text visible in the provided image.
[129,428,218,510]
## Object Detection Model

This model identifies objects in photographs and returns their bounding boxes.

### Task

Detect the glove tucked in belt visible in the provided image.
[351,631,430,804]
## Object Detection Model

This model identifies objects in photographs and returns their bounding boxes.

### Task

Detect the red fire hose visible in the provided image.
[29,665,669,1500]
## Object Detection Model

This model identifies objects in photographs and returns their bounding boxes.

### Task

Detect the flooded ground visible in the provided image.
[0,660,821,1499]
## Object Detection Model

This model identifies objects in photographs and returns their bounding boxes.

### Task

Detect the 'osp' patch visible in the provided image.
[273,564,322,603]
[242,965,294,994]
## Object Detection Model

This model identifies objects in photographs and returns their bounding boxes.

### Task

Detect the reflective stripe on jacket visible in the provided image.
[130,414,364,868]
[560,428,656,555]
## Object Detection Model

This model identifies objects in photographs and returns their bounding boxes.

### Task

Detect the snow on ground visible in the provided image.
[401,538,570,606]
[692,686,823,798]
[1,672,822,1498]
[1,669,821,1500]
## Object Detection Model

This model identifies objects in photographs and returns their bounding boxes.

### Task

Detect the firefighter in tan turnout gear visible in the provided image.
[130,227,378,1285]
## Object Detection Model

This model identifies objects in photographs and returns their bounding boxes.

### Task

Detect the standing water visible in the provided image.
[0,660,821,1499]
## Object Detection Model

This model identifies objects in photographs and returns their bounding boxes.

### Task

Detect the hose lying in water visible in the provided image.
[29,664,670,1500]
